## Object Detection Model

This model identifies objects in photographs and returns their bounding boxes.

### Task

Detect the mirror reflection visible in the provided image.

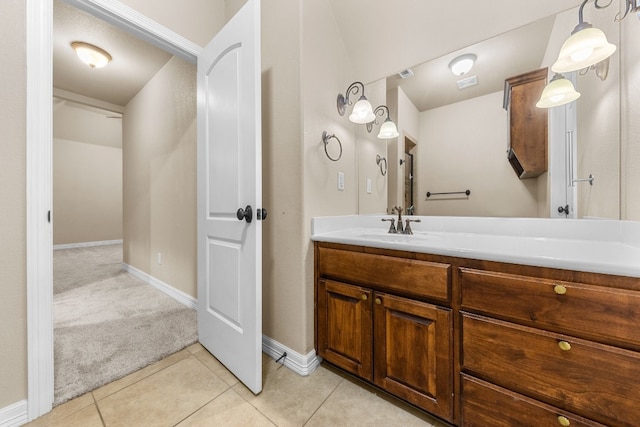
[360,4,625,219]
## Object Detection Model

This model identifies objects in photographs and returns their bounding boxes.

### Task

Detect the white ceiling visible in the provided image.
[53,0,172,108]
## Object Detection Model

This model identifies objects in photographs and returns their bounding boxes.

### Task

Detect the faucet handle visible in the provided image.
[392,205,403,214]
[381,218,396,234]
[404,218,421,235]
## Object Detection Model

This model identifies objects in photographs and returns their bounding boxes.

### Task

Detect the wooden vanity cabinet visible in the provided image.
[315,243,454,421]
[315,241,640,426]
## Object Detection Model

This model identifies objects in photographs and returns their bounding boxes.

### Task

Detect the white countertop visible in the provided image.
[311,215,640,278]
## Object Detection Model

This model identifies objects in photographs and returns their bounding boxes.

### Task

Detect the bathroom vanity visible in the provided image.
[312,216,640,426]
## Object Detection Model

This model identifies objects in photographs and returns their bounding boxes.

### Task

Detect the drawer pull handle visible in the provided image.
[554,284,567,295]
[375,298,382,305]
[557,415,571,426]
[361,294,368,301]
[558,341,572,351]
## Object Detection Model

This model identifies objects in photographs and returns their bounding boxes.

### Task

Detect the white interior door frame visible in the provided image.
[26,0,200,419]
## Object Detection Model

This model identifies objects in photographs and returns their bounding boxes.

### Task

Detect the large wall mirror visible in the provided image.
[357,3,630,220]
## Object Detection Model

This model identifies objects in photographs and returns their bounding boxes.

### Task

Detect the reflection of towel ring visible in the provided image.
[322,131,342,162]
[376,154,387,176]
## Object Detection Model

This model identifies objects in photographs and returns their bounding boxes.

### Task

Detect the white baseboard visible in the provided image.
[262,335,320,376]
[53,239,123,250]
[0,400,28,427]
[122,263,198,310]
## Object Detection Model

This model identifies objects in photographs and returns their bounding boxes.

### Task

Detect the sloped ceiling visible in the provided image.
[53,0,172,107]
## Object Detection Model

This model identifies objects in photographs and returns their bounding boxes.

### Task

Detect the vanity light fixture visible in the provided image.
[337,81,376,124]
[551,0,616,74]
[536,73,581,108]
[366,105,400,139]
[71,41,112,69]
[448,54,476,76]
[616,0,640,21]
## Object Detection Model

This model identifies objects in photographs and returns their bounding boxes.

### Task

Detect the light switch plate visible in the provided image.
[366,178,372,194]
[338,172,345,191]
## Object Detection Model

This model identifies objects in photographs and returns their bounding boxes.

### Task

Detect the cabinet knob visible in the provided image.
[558,341,572,351]
[375,298,381,305]
[557,415,571,426]
[553,284,567,295]
[361,294,368,301]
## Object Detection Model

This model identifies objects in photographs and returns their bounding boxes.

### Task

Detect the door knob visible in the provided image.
[236,205,252,223]
[257,208,268,220]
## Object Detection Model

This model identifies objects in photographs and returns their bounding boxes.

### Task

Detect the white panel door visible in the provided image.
[197,0,262,394]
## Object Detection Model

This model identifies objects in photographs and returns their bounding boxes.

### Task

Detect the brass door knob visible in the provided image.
[557,415,571,426]
[554,284,567,295]
[361,294,368,301]
[558,341,572,351]
[375,298,381,305]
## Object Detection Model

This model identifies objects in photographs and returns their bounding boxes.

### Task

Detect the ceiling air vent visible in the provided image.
[456,75,478,89]
[398,69,414,79]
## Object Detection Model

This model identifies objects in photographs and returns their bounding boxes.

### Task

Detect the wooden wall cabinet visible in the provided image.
[503,68,548,178]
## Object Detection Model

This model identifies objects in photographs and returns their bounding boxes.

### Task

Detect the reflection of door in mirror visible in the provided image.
[404,137,417,215]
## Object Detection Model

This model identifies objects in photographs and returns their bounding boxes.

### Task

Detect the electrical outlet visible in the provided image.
[157,252,162,265]
[338,172,345,191]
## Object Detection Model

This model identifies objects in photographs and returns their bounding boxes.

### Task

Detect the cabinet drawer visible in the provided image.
[460,268,640,349]
[461,374,605,427]
[461,313,640,427]
[318,247,450,302]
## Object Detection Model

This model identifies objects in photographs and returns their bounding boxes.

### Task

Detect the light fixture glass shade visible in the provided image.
[349,95,376,124]
[377,118,399,139]
[71,42,112,69]
[536,74,581,108]
[448,54,476,76]
[551,27,616,73]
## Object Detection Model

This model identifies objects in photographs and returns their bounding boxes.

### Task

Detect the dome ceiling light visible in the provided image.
[448,54,477,76]
[71,41,112,69]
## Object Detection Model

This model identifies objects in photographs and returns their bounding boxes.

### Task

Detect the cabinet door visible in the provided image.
[373,292,453,421]
[317,279,373,380]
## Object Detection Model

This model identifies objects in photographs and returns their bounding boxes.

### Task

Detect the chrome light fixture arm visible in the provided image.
[617,0,640,21]
[337,81,365,116]
[575,0,613,32]
[366,105,390,132]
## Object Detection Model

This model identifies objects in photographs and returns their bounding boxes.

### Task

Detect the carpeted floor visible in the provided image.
[53,244,198,405]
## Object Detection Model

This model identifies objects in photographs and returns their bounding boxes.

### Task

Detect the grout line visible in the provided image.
[91,393,107,427]
[301,376,344,426]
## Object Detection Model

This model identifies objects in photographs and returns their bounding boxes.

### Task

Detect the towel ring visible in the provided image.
[376,154,387,176]
[322,131,342,162]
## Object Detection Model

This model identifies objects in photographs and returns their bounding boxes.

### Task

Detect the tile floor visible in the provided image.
[26,344,450,427]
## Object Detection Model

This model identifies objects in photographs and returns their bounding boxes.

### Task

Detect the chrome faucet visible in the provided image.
[393,205,403,233]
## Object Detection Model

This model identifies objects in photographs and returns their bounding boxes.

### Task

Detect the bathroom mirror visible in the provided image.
[356,5,625,219]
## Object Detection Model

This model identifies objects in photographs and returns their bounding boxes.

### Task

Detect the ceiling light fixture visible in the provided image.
[337,81,376,124]
[366,105,400,139]
[551,0,616,73]
[71,41,112,69]
[448,54,477,76]
[536,73,581,108]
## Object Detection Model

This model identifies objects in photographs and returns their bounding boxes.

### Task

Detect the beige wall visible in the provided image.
[123,56,197,297]
[358,79,388,215]
[417,91,539,217]
[53,139,123,244]
[53,104,123,245]
[621,8,640,221]
[0,0,27,410]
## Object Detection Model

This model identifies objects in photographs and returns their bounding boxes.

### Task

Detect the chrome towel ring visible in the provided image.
[376,154,387,176]
[322,131,342,162]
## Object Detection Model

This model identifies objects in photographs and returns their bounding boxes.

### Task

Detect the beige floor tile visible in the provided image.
[192,348,240,387]
[92,348,191,401]
[31,404,103,427]
[305,379,440,427]
[25,393,95,426]
[97,356,229,427]
[233,363,342,427]
[186,342,205,354]
[177,388,276,426]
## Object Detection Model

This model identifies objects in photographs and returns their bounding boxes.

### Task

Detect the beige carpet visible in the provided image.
[53,244,197,405]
